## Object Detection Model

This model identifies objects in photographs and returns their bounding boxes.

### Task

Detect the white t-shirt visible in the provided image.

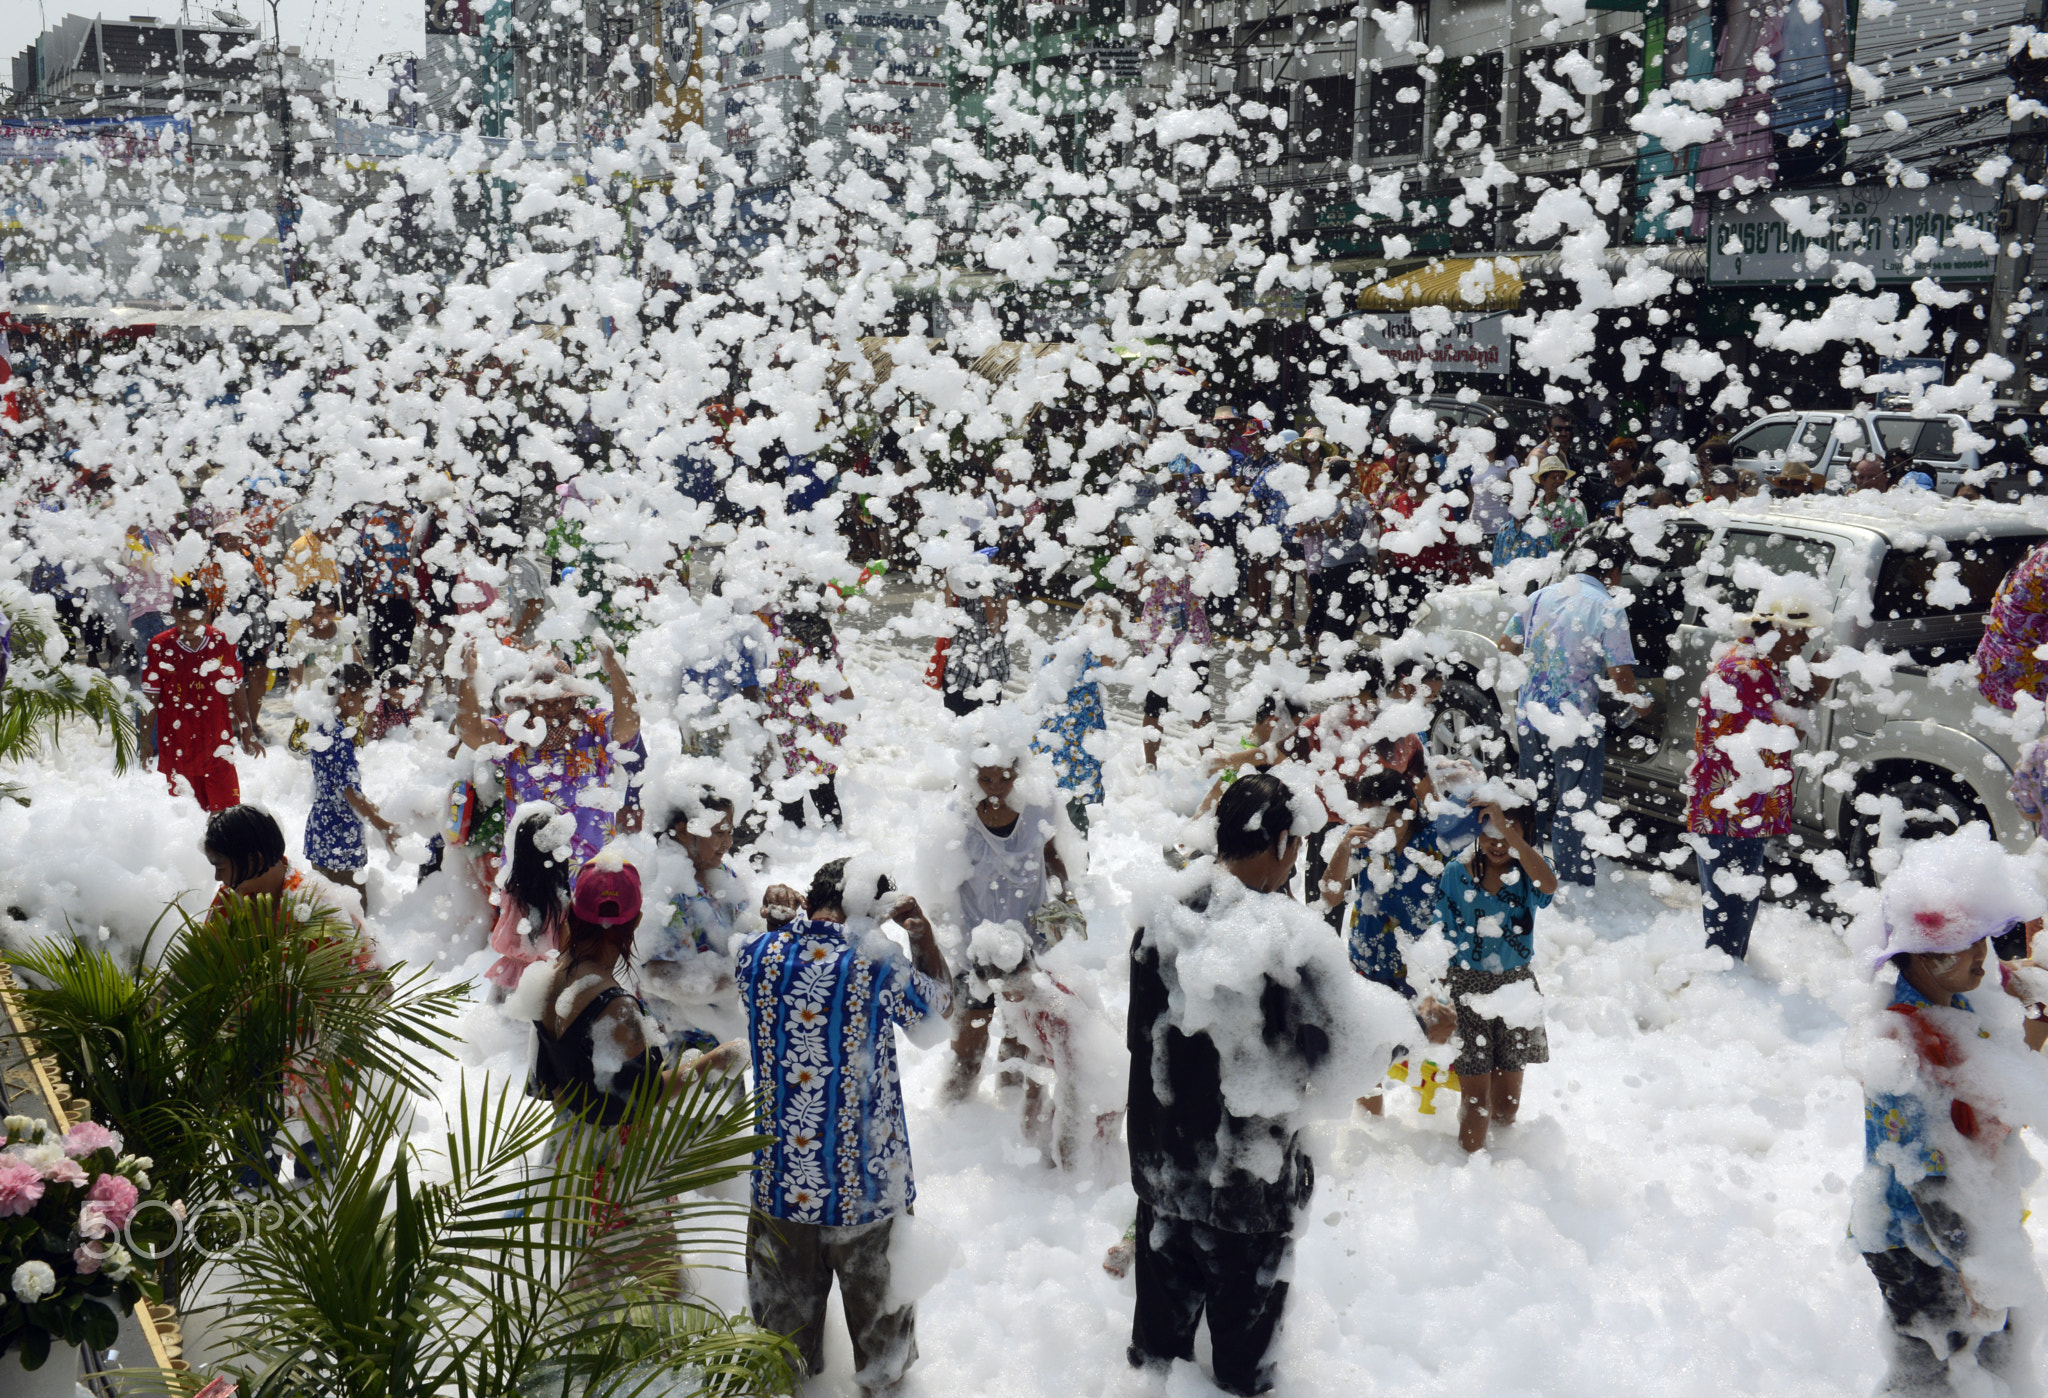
[959,803,1055,939]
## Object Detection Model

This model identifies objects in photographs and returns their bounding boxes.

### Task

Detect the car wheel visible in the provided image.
[1845,772,1987,883]
[1433,679,1514,777]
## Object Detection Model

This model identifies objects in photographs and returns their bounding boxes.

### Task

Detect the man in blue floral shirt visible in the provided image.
[736,856,951,1392]
[1496,524,1644,889]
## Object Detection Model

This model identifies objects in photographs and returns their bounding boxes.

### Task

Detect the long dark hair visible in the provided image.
[505,808,572,925]
[204,805,286,886]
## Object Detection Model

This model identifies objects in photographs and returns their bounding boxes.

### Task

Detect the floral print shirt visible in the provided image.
[1138,550,1213,657]
[1851,978,2007,1261]
[761,614,849,779]
[488,707,617,866]
[1976,541,2048,710]
[735,915,950,1226]
[1031,650,1107,805]
[1684,641,1800,838]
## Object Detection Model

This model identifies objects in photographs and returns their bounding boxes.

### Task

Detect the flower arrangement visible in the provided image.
[0,1116,169,1370]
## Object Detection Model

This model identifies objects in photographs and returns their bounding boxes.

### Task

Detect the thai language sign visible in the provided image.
[1355,311,1511,376]
[1707,182,1999,286]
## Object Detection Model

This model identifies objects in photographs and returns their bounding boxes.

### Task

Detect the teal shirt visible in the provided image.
[1436,857,1552,973]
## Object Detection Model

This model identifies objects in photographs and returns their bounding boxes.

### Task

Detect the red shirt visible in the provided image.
[143,627,244,769]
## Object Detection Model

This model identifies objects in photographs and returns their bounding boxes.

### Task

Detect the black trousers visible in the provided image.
[780,774,842,830]
[1129,1200,1291,1397]
[1863,1248,2013,1393]
[749,1212,916,1386]
[365,595,416,678]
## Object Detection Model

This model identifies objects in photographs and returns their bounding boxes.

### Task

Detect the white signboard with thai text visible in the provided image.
[1707,182,1998,286]
[1355,311,1511,376]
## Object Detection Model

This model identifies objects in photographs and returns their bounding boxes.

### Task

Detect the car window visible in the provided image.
[1730,420,1796,460]
[1720,530,1836,614]
[1874,417,1923,454]
[1914,420,1957,461]
[1792,415,1836,463]
[1873,534,2044,621]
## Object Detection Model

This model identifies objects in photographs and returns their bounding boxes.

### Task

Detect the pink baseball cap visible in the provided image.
[571,855,642,926]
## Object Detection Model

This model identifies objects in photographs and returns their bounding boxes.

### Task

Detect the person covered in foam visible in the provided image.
[1846,832,2048,1396]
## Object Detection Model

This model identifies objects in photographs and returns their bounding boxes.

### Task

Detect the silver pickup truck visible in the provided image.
[1415,497,2048,876]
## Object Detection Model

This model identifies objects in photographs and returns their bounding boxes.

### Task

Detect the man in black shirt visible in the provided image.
[1125,772,1349,1396]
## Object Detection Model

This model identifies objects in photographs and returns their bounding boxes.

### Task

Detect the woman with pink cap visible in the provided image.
[1848,834,2048,1394]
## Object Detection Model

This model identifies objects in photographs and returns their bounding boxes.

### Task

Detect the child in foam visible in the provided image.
[1319,754,1457,1115]
[295,662,401,904]
[1434,801,1558,1153]
[1849,834,2048,1395]
[485,805,575,996]
[941,744,1074,1107]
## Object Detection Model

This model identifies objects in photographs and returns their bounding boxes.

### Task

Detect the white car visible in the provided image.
[1727,409,1982,493]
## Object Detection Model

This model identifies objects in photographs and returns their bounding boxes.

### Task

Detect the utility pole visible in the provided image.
[1989,0,2048,403]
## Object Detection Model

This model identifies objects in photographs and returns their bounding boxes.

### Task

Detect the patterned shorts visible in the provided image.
[1448,965,1549,1077]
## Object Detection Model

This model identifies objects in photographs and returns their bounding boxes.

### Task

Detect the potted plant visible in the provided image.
[0,1116,172,1395]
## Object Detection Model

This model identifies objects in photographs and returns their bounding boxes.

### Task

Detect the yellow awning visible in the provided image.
[1356,256,1522,312]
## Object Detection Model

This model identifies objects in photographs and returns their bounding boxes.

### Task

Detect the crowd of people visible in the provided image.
[11,388,2048,1398]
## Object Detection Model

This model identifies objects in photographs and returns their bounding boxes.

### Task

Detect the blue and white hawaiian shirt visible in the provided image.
[1503,573,1636,728]
[735,915,951,1226]
[1031,650,1107,806]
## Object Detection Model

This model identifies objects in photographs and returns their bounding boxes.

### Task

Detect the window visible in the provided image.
[1439,51,1503,150]
[1515,43,1583,146]
[1593,31,1637,134]
[1873,535,2042,622]
[1719,531,1837,615]
[1791,415,1837,464]
[1293,74,1356,161]
[1365,66,1425,158]
[1729,418,1798,463]
[1868,534,2043,662]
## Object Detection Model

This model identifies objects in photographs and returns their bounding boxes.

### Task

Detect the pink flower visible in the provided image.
[39,1157,87,1188]
[0,1160,45,1218]
[73,1243,103,1275]
[61,1123,121,1159]
[84,1174,140,1232]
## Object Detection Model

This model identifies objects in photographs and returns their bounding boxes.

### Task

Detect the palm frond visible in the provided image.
[0,585,140,792]
[199,1067,800,1398]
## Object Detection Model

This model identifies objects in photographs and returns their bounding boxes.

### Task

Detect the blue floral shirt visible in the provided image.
[1491,516,1551,567]
[1343,830,1445,998]
[303,720,368,871]
[1436,857,1551,973]
[1852,978,1969,1262]
[1031,650,1107,805]
[735,915,951,1226]
[1504,573,1637,727]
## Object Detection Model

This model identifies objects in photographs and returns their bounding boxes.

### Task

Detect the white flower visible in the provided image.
[11,1261,56,1302]
[2,1116,33,1139]
[101,1245,133,1282]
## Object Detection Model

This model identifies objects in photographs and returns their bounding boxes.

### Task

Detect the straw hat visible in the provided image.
[1533,455,1573,480]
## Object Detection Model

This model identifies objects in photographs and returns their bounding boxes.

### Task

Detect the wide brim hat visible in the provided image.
[1533,455,1574,481]
[1865,831,2044,975]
